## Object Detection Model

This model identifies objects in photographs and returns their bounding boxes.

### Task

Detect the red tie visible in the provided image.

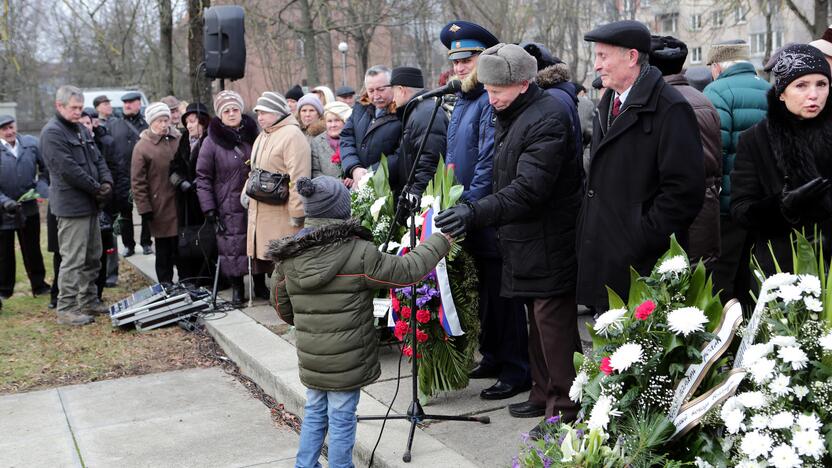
[612,96,622,118]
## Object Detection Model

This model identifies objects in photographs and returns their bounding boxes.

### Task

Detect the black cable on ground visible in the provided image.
[368,341,406,467]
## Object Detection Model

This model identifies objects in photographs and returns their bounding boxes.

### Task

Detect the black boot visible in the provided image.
[230,276,246,307]
[253,274,269,300]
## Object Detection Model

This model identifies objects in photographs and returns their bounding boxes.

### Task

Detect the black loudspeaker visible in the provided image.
[204,5,246,80]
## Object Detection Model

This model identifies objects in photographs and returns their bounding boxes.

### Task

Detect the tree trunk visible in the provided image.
[813,0,829,37]
[321,29,335,89]
[188,0,212,105]
[298,0,320,86]
[158,0,174,96]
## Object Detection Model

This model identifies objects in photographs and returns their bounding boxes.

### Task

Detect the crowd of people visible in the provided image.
[3,16,832,465]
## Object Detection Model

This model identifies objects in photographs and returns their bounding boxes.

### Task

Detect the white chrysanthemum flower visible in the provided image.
[769,336,798,348]
[804,296,823,312]
[735,460,766,468]
[798,274,821,296]
[740,431,773,459]
[694,457,714,468]
[768,411,794,430]
[742,343,772,367]
[792,429,826,459]
[608,343,643,373]
[587,395,616,430]
[657,255,688,276]
[796,413,822,432]
[793,385,809,400]
[750,414,770,430]
[777,284,804,304]
[723,408,746,434]
[593,308,628,336]
[569,371,589,403]
[369,197,386,220]
[768,374,791,397]
[722,395,744,414]
[666,307,708,336]
[768,444,801,468]
[819,331,832,352]
[736,391,767,409]
[749,358,776,384]
[762,272,798,291]
[777,346,808,370]
[419,194,435,210]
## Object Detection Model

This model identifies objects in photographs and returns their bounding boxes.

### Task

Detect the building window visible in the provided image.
[691,14,703,31]
[713,10,724,27]
[691,47,702,64]
[657,13,678,33]
[750,31,784,54]
[735,6,748,24]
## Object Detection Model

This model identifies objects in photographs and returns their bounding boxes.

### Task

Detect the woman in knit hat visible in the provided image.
[732,44,832,275]
[130,102,182,284]
[196,90,260,306]
[310,101,352,180]
[266,176,453,468]
[245,91,311,299]
[296,93,326,138]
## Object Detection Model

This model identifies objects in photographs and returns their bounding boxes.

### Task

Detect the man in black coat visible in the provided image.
[340,65,402,186]
[40,85,113,326]
[108,91,151,256]
[435,44,583,434]
[578,21,704,311]
[388,66,448,195]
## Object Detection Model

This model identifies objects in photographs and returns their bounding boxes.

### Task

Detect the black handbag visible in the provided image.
[178,203,217,260]
[245,167,290,205]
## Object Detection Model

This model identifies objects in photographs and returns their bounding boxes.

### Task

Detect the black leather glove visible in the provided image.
[435,203,475,238]
[2,200,19,212]
[179,180,193,192]
[141,212,154,223]
[781,177,831,220]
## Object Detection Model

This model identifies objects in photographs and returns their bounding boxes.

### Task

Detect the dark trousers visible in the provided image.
[475,257,530,385]
[96,230,115,298]
[527,294,582,420]
[0,213,48,296]
[711,215,752,306]
[120,208,152,248]
[154,236,178,284]
[50,252,61,303]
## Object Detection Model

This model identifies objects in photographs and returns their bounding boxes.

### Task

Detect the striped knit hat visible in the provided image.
[252,91,290,117]
[144,102,171,124]
[213,90,244,115]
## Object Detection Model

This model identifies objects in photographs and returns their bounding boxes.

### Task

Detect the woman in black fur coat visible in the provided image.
[731,44,832,275]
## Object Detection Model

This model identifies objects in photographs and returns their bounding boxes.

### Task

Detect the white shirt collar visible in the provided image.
[1,138,17,158]
[616,86,633,105]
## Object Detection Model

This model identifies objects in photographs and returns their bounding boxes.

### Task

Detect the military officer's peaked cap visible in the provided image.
[440,20,499,61]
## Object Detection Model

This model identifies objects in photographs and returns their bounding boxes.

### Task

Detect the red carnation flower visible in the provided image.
[416,329,428,343]
[330,148,341,165]
[635,300,656,320]
[401,306,412,320]
[600,356,613,376]
[394,320,409,341]
[402,345,413,357]
[416,309,431,324]
[391,295,400,313]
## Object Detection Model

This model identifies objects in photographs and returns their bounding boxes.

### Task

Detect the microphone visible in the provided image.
[415,80,462,102]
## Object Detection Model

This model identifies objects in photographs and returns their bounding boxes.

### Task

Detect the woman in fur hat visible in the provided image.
[732,44,832,275]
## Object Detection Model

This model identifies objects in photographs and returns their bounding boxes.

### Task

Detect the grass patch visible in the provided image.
[0,220,213,393]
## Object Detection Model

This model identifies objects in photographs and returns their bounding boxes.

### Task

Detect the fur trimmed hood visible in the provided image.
[207,114,259,150]
[536,62,571,89]
[266,218,372,262]
[302,117,327,137]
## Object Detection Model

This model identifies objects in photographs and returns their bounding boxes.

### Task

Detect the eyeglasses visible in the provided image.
[366,85,391,95]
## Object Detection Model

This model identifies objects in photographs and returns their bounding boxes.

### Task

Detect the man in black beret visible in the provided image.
[335,86,355,107]
[388,66,448,196]
[577,21,705,312]
[285,84,304,113]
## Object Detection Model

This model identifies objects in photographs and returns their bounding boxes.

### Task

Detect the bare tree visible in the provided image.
[159,0,174,95]
[784,0,830,38]
[187,0,212,105]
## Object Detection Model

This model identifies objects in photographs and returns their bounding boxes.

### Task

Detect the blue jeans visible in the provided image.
[295,388,361,468]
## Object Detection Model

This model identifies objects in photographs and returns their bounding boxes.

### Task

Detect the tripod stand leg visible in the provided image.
[403,418,418,463]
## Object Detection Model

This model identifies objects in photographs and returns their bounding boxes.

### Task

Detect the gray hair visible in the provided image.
[56,85,83,105]
[365,65,392,83]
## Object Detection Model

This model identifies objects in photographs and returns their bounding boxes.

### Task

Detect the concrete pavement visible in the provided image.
[0,368,300,468]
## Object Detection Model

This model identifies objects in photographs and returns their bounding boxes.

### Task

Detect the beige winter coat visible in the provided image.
[246,114,311,260]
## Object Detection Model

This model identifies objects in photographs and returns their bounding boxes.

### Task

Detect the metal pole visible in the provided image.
[341,51,347,87]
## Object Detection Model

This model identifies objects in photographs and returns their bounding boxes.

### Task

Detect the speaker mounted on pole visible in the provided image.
[204,5,246,81]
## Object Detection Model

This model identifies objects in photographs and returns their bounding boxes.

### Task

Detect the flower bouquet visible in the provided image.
[350,157,480,398]
[517,236,737,467]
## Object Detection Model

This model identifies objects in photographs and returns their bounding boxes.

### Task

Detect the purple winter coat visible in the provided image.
[196,115,259,277]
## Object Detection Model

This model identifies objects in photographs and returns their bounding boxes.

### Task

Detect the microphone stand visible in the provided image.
[356,93,489,464]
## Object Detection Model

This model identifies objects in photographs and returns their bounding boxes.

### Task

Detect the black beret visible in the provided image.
[519,42,563,71]
[181,102,211,127]
[335,86,355,97]
[93,95,110,107]
[82,107,98,119]
[584,20,651,53]
[390,66,424,88]
[285,85,304,101]
[0,114,14,128]
[649,35,688,76]
[121,91,142,102]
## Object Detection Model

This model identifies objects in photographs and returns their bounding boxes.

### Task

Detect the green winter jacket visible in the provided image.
[267,217,450,391]
[703,62,770,214]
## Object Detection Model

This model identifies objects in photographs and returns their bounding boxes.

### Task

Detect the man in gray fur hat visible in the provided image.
[435,43,583,435]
